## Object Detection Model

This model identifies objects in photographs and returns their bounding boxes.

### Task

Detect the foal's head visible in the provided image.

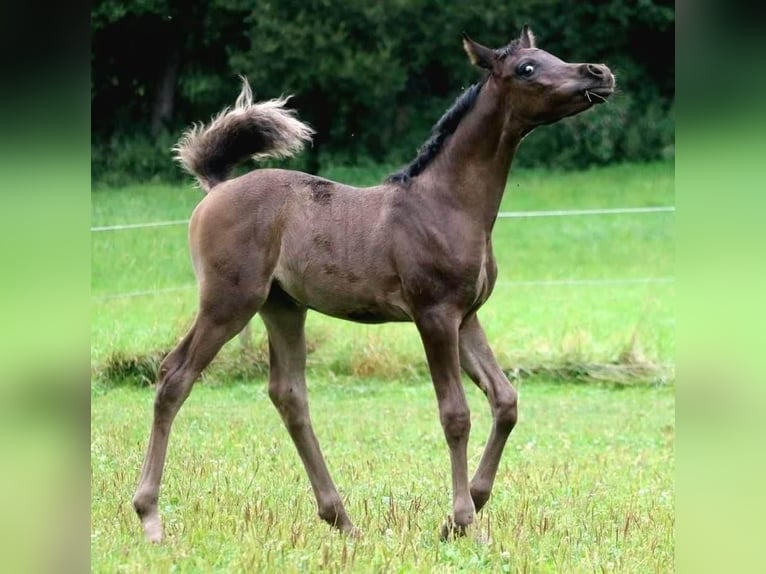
[463,25,615,129]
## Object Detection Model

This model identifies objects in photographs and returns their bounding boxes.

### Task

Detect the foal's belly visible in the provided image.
[311,299,412,324]
[273,266,412,324]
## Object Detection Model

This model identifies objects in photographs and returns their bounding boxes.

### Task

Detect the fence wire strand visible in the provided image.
[92,205,675,300]
[92,277,675,301]
[91,205,675,232]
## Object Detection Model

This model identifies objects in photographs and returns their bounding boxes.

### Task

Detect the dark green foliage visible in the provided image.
[518,91,675,170]
[91,0,674,186]
[98,344,270,387]
[98,348,168,387]
[91,130,184,187]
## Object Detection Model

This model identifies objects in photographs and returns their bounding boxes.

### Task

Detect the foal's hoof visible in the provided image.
[439,515,467,541]
[345,525,364,539]
[337,520,362,539]
[141,515,164,544]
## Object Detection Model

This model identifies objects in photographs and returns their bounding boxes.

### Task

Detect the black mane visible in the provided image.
[387,78,487,185]
[387,39,525,186]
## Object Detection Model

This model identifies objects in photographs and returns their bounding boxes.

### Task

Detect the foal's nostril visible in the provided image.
[586,64,605,79]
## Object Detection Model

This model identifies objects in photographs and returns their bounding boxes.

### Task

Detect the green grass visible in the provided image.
[91,379,673,573]
[91,161,674,571]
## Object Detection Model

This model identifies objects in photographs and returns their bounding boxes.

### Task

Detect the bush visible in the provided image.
[91,1,674,185]
[91,130,185,188]
[516,94,674,170]
[92,94,674,186]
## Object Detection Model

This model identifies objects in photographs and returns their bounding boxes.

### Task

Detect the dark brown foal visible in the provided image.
[133,25,614,542]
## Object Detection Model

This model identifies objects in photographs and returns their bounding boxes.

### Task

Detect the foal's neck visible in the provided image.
[423,79,523,233]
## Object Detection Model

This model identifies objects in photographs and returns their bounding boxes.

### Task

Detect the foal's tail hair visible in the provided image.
[174,77,314,192]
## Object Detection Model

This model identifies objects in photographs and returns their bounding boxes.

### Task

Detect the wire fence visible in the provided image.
[91,206,674,233]
[90,277,676,301]
[91,205,675,300]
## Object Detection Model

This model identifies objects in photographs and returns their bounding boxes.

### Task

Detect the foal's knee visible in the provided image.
[267,380,293,409]
[440,404,471,446]
[495,386,518,433]
[268,381,309,429]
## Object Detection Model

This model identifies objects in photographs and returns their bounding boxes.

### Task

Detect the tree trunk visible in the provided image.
[150,43,181,137]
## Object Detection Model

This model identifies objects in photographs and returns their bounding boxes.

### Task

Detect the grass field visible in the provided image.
[91,161,674,572]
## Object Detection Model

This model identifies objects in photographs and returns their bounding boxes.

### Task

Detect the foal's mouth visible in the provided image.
[583,86,614,104]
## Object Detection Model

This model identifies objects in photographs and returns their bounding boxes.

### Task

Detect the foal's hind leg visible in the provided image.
[259,292,356,534]
[458,313,518,513]
[132,282,265,543]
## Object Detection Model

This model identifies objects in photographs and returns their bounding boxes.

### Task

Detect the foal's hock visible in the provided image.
[133,25,614,542]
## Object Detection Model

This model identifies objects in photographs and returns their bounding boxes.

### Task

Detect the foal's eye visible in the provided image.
[517,63,536,77]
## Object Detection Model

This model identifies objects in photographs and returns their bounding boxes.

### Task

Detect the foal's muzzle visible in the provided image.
[581,63,615,102]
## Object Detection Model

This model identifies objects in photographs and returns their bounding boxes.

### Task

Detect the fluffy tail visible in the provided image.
[174,77,314,192]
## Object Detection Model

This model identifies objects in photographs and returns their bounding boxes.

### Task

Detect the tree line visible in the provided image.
[92,0,674,186]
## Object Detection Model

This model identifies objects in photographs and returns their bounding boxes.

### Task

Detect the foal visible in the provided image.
[133,26,614,542]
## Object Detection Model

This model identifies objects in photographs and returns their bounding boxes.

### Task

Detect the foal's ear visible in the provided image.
[462,33,495,70]
[519,24,536,49]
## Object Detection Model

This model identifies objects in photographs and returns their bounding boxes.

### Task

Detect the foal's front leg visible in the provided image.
[458,313,518,512]
[415,308,475,539]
